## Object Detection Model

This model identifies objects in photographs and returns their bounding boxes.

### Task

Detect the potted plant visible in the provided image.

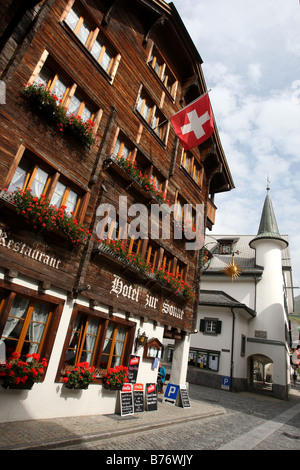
[103,365,129,390]
[0,352,48,389]
[62,362,96,389]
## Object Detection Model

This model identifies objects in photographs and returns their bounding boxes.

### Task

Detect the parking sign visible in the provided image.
[221,376,230,390]
[163,383,179,405]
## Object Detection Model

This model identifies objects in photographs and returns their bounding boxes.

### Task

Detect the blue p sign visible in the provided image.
[163,383,179,405]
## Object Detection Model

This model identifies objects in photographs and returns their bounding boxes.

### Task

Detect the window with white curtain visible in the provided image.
[0,294,52,360]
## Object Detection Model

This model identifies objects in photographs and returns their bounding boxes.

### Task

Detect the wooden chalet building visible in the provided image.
[0,0,233,421]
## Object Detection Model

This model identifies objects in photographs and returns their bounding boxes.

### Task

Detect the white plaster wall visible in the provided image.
[0,271,165,423]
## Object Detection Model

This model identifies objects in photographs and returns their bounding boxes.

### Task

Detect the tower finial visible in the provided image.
[267,175,270,192]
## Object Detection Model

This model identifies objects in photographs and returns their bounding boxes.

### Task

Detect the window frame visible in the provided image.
[200,318,222,335]
[4,146,89,223]
[148,44,178,100]
[0,282,64,378]
[57,304,136,383]
[61,0,121,81]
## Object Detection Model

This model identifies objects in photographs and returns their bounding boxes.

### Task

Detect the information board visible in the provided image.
[120,384,134,416]
[128,355,140,383]
[146,383,157,411]
[133,383,144,413]
[179,384,191,408]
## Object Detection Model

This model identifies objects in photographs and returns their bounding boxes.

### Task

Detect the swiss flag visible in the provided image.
[170,94,214,150]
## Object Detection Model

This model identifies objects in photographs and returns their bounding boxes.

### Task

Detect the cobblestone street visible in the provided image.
[57,383,300,451]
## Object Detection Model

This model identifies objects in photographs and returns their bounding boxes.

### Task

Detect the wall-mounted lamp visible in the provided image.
[134,329,148,352]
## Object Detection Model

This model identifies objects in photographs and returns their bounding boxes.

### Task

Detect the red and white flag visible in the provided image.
[170,93,214,150]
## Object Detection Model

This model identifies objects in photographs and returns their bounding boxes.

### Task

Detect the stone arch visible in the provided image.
[248,354,273,393]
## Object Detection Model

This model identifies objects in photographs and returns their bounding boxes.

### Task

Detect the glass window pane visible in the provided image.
[50,181,66,208]
[65,7,80,31]
[80,317,100,364]
[8,159,31,193]
[68,94,81,116]
[77,20,91,45]
[52,77,67,101]
[65,189,78,214]
[31,167,49,197]
[1,296,30,359]
[90,38,103,61]
[100,49,112,72]
[25,302,50,356]
[81,105,92,122]
[36,65,52,88]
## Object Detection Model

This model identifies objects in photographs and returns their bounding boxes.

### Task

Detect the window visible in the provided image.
[136,88,169,144]
[66,314,102,365]
[6,147,86,218]
[64,1,119,77]
[113,135,135,160]
[219,241,233,254]
[0,295,52,359]
[36,61,97,124]
[188,349,220,372]
[60,306,135,378]
[0,285,63,367]
[145,243,158,270]
[100,322,127,369]
[200,318,222,335]
[181,151,202,186]
[148,45,177,98]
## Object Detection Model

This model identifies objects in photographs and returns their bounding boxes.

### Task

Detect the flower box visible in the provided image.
[0,352,47,390]
[23,83,96,149]
[62,362,96,389]
[3,188,91,246]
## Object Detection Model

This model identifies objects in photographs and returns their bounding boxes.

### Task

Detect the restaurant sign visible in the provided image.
[0,228,62,270]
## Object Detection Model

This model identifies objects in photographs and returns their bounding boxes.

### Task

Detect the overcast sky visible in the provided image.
[172,0,300,293]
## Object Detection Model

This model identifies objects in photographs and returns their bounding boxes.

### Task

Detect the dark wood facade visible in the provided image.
[0,0,233,381]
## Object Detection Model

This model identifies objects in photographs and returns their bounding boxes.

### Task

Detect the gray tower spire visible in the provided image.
[250,183,288,247]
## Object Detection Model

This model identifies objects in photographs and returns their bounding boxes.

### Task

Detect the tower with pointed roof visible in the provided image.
[248,184,290,398]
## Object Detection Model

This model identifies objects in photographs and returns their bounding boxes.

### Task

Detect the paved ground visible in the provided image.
[0,382,299,451]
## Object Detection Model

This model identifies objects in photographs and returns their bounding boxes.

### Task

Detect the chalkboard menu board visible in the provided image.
[179,384,191,408]
[146,383,157,411]
[133,383,144,413]
[128,355,140,383]
[120,384,134,416]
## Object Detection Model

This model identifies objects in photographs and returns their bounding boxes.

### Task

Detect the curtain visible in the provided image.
[0,296,30,348]
[28,302,50,355]
[84,317,100,364]
[113,326,126,366]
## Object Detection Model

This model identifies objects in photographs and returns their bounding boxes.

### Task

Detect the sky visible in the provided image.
[172,0,300,294]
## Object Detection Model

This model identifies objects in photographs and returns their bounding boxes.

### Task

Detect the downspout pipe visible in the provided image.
[230,308,236,392]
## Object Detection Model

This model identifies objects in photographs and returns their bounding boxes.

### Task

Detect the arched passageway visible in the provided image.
[248,354,273,393]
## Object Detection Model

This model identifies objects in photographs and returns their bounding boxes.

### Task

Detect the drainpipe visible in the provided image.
[230,308,236,392]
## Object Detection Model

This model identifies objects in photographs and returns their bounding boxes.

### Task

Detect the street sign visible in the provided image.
[221,376,230,390]
[163,383,179,405]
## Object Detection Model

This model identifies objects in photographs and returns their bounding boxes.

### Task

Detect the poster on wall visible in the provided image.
[128,355,140,383]
[146,383,157,411]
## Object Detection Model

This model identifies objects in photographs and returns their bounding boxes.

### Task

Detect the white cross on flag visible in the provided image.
[170,94,214,150]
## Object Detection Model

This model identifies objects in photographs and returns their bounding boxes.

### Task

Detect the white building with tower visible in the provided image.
[168,187,294,400]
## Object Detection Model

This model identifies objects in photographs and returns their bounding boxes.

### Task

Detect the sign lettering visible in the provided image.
[0,229,62,270]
